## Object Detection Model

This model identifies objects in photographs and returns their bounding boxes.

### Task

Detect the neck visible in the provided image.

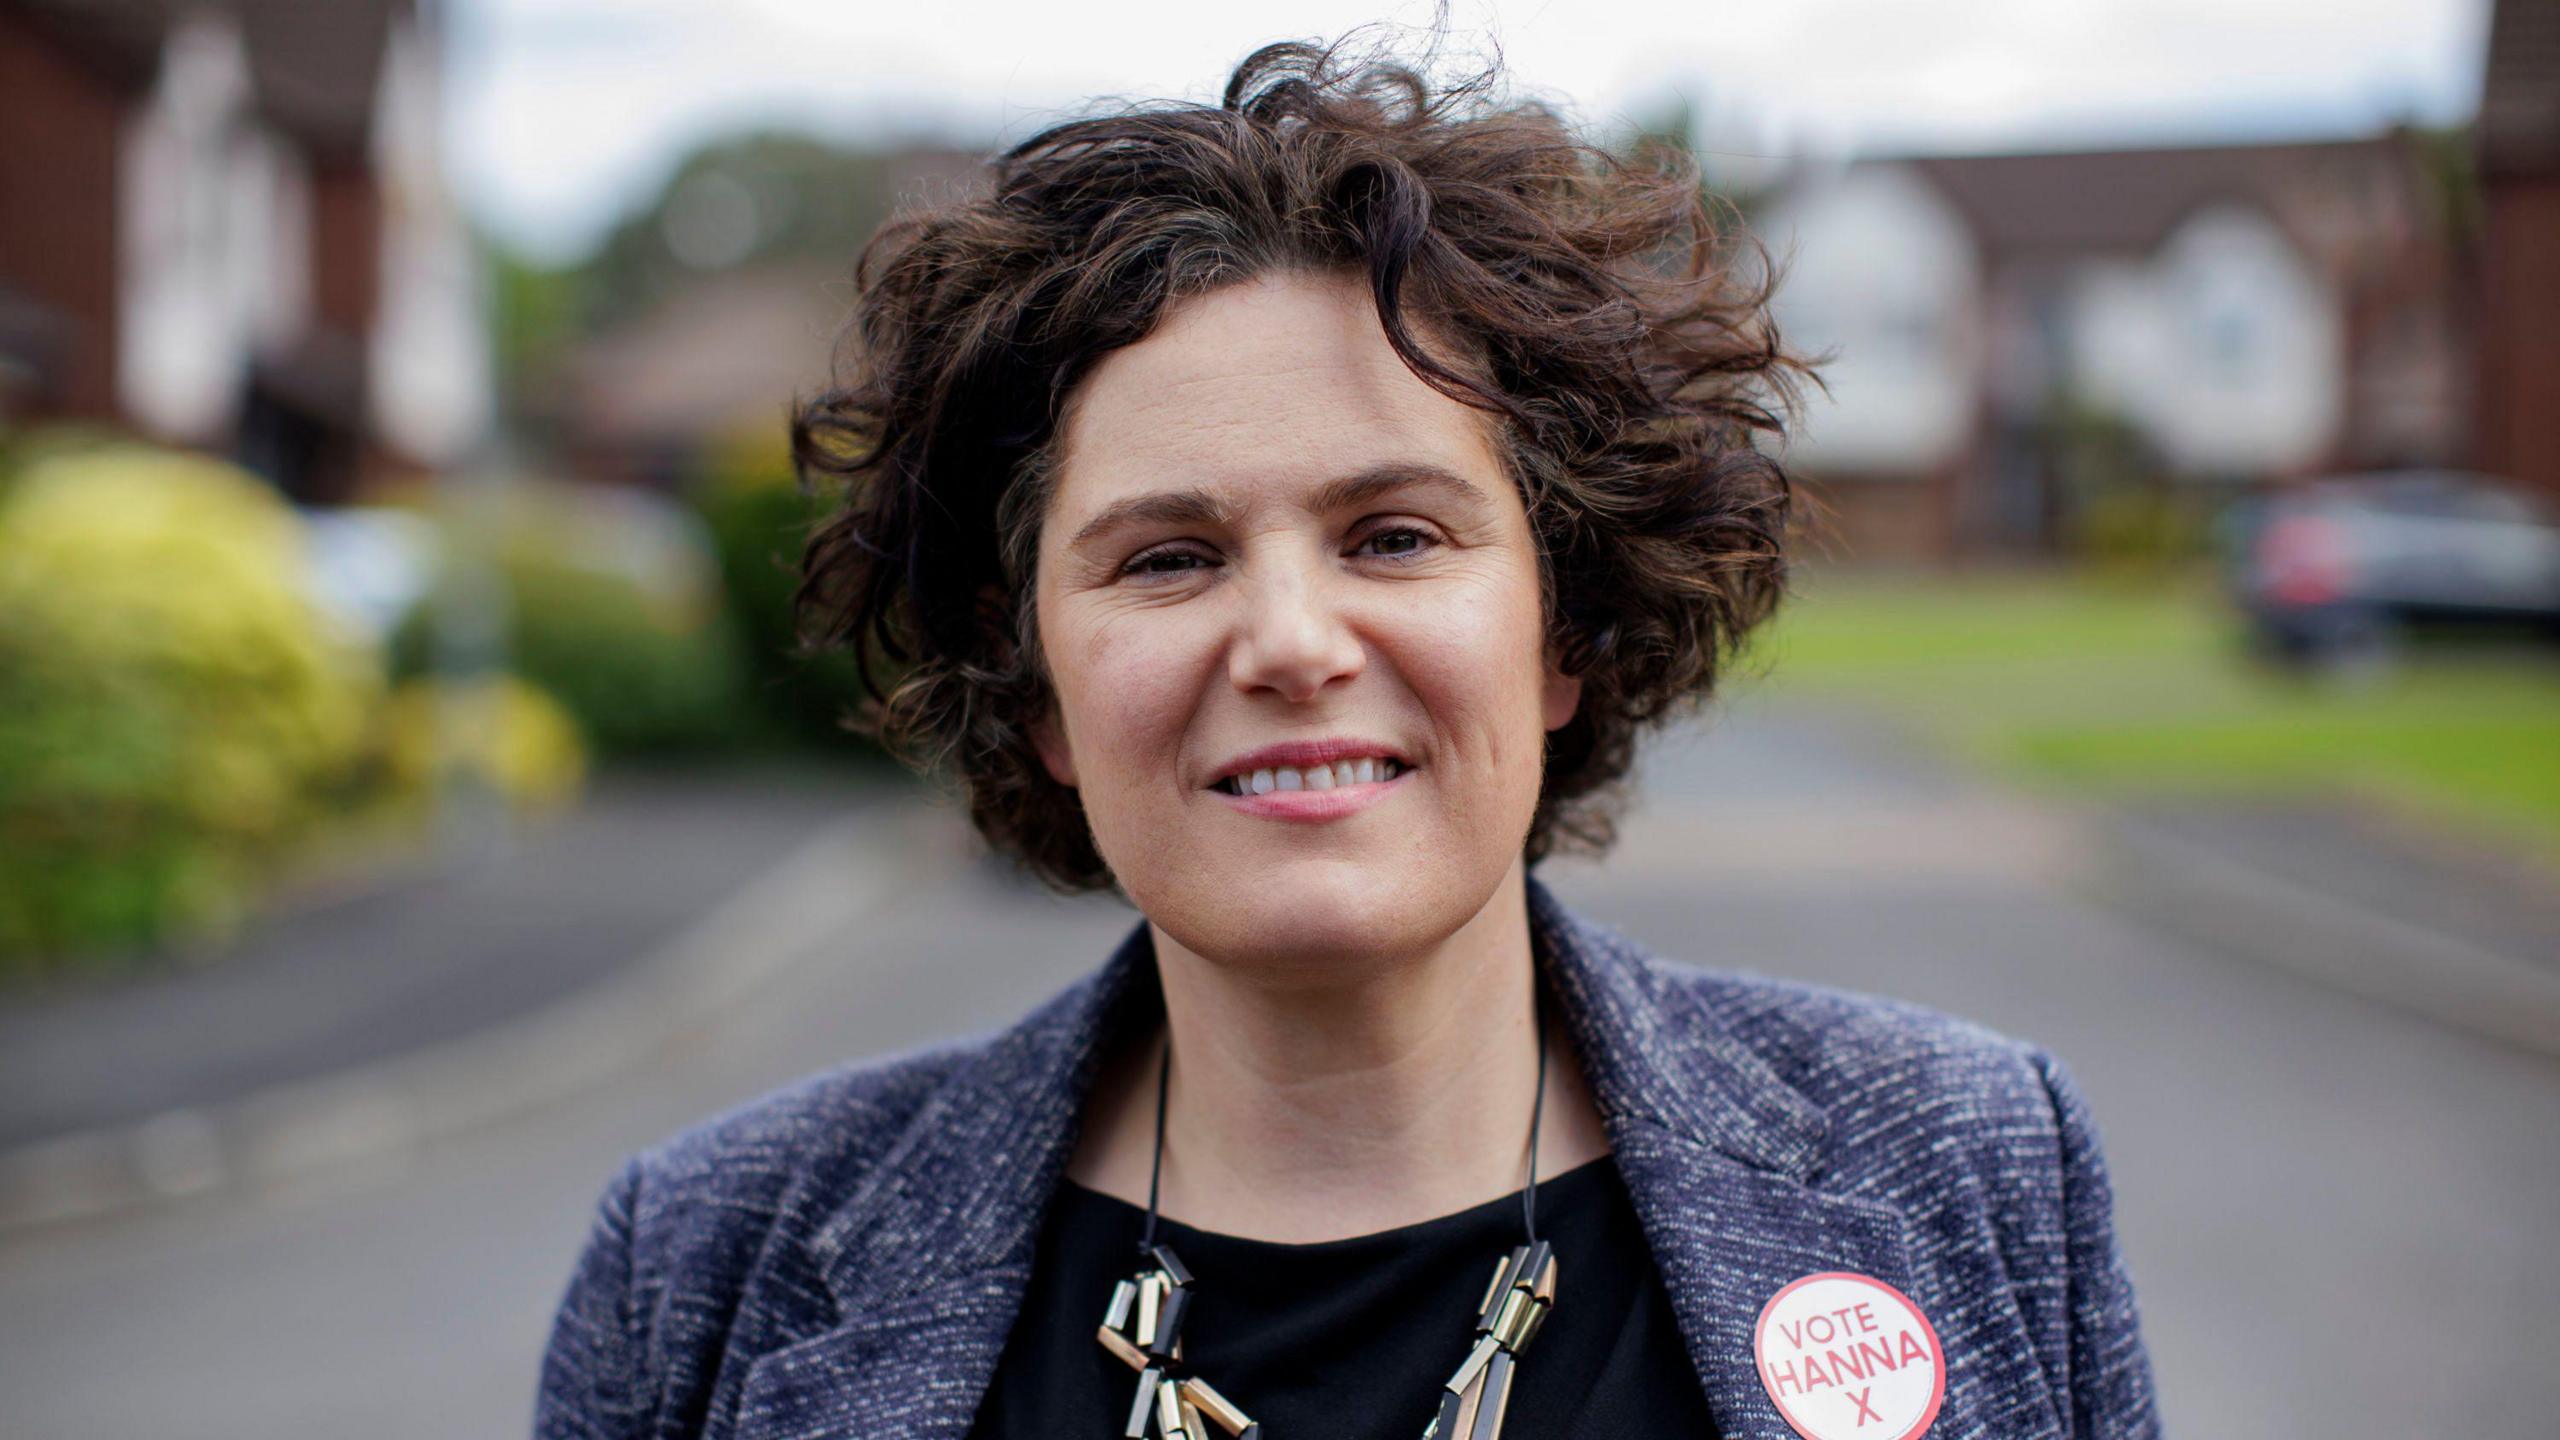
[1069,861,1612,1243]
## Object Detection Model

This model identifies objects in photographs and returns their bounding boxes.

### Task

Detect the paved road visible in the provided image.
[0,763,887,1148]
[1,691,2552,1437]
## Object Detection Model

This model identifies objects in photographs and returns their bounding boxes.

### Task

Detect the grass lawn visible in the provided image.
[1738,567,2560,868]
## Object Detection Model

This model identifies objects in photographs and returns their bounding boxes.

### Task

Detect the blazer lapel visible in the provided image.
[1609,1123,1921,1440]
[736,917,1161,1440]
[1526,875,1921,1440]
[728,1275,1039,1440]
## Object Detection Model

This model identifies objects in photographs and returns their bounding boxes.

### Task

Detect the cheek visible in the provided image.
[1385,569,1554,768]
[1053,608,1205,785]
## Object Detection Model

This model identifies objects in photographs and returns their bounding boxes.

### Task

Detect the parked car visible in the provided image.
[2227,470,2560,668]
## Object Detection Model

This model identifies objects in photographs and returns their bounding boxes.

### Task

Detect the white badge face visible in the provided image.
[1752,1271,1945,1440]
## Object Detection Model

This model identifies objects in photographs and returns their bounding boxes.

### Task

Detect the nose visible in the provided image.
[1228,546,1364,703]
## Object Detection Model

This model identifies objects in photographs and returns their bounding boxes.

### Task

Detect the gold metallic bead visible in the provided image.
[1096,1323,1148,1371]
[1517,1296,1550,1353]
[1126,1368,1162,1439]
[1445,1333,1501,1395]
[1448,1368,1486,1439]
[1180,1376,1253,1435]
[1490,1287,1535,1349]
[1104,1279,1137,1333]
[1138,1273,1164,1347]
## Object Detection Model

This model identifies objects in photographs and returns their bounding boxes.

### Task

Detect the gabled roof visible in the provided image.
[1896,137,2420,268]
[8,0,402,157]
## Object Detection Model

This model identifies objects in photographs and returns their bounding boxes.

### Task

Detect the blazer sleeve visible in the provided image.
[2029,1047,2164,1438]
[535,1157,656,1440]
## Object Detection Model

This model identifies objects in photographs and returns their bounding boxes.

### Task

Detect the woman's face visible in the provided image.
[1030,268,1580,975]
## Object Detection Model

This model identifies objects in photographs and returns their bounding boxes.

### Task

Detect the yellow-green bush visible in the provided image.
[388,476,753,754]
[374,672,588,815]
[686,421,881,753]
[0,444,381,970]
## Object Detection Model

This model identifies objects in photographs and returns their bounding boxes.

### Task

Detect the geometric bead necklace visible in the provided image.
[1093,1020,1558,1439]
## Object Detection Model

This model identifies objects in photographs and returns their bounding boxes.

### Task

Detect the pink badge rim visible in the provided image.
[1751,1269,1947,1440]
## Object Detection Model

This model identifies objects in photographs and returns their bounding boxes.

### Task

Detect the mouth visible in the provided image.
[1206,754,1416,824]
[1209,756,1411,796]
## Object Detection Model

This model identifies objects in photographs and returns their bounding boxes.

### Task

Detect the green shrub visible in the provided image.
[390,477,753,755]
[2070,486,2215,576]
[686,423,881,754]
[0,444,380,971]
[2041,395,2213,576]
[373,672,589,814]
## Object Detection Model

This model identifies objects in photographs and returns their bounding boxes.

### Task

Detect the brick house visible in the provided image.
[2475,0,2560,503]
[0,0,486,503]
[1755,135,2470,562]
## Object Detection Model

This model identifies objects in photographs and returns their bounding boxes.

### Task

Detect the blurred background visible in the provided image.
[0,0,2553,1434]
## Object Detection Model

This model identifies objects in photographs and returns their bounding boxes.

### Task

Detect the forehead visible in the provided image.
[1049,269,1505,512]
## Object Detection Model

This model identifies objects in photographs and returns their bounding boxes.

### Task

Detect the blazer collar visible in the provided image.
[750,874,1917,1440]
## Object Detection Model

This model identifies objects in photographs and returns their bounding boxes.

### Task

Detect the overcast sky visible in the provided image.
[443,0,2495,263]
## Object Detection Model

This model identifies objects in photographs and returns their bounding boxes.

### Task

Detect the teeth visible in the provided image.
[1223,757,1405,794]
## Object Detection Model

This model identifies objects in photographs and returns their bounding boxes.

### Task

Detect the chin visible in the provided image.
[1139,849,1502,977]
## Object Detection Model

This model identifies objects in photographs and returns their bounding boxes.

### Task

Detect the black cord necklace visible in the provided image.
[1094,1015,1559,1439]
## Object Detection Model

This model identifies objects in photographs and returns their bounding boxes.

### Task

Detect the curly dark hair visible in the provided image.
[791,31,1817,893]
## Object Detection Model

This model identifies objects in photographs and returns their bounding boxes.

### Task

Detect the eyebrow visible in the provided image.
[1064,463,1495,553]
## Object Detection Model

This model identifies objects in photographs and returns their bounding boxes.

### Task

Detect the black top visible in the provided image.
[965,1155,1721,1439]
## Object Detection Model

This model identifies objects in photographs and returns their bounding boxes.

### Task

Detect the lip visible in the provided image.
[1210,763,1414,823]
[1205,737,1416,790]
[1203,736,1419,826]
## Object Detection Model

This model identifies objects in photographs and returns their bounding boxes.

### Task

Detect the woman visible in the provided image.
[537,35,2159,1440]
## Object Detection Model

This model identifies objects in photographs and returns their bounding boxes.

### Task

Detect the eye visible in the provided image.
[1354,524,1441,561]
[1119,544,1218,580]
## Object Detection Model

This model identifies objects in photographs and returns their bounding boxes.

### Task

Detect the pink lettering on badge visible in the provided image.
[1752,1272,1946,1440]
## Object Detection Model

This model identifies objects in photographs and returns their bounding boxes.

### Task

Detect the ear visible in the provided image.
[1030,700,1078,788]
[984,580,1077,788]
[1540,650,1583,733]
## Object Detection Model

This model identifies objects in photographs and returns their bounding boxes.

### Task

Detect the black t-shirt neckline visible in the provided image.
[1061,1150,1615,1256]
[965,1152,1722,1439]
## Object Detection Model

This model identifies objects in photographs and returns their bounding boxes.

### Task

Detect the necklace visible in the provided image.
[1092,1018,1559,1440]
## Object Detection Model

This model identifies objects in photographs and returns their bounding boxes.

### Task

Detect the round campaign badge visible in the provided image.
[1752,1271,1945,1440]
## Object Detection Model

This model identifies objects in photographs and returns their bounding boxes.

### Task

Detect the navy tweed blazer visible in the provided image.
[536,873,2162,1438]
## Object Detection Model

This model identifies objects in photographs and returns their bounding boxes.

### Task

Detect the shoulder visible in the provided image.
[555,1027,994,1372]
[1626,958,2158,1431]
[1682,961,2064,1113]
[610,1031,987,1268]
[1635,950,2134,1334]
[537,1031,1018,1436]
[1535,880,2081,1170]
[1637,951,2100,1197]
